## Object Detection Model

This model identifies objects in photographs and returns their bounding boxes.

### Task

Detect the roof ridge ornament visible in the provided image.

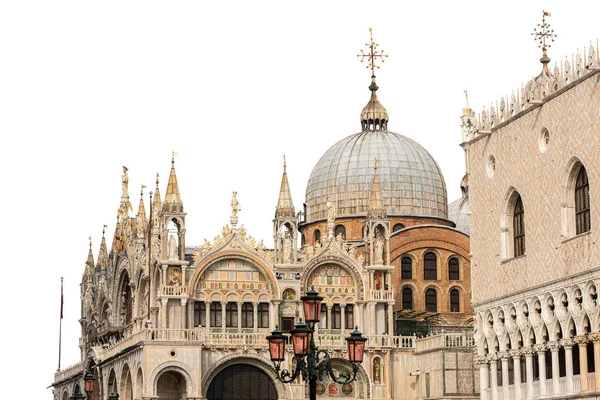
[531,10,557,77]
[357,28,389,131]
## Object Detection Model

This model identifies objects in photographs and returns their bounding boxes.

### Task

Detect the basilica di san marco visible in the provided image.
[51,31,476,400]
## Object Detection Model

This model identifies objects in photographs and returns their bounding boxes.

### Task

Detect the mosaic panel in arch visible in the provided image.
[197,259,268,291]
[308,264,356,296]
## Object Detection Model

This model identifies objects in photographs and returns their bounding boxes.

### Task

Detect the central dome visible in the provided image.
[305,130,448,223]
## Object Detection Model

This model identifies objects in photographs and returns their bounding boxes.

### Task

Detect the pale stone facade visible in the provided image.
[467,37,600,399]
[51,41,476,398]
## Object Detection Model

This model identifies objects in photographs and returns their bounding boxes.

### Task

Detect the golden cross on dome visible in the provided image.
[531,10,556,51]
[357,28,388,76]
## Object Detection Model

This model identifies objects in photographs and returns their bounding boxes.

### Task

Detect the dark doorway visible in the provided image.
[207,364,277,400]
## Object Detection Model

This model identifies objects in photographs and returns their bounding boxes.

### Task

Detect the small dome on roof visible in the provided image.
[448,196,470,235]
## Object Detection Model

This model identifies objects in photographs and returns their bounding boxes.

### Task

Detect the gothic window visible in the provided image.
[401,256,412,279]
[314,229,321,243]
[448,257,459,280]
[332,304,341,329]
[513,195,525,257]
[210,303,222,327]
[425,288,437,312]
[345,305,354,329]
[392,223,404,233]
[258,303,269,328]
[424,252,437,280]
[576,166,591,235]
[402,287,413,310]
[194,302,206,327]
[242,302,253,328]
[226,302,238,327]
[334,225,346,239]
[450,289,460,312]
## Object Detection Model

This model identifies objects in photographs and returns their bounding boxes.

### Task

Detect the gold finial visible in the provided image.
[102,224,107,236]
[374,159,380,171]
[141,184,146,197]
[531,10,556,73]
[156,173,159,186]
[357,28,388,79]
[283,155,287,173]
[171,151,179,165]
[88,236,92,249]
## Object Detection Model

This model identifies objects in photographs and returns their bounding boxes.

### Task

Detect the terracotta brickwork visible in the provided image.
[468,71,600,306]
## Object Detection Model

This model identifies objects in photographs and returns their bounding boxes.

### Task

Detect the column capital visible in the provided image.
[588,332,600,342]
[498,351,511,361]
[560,338,575,348]
[574,334,590,345]
[509,349,522,359]
[547,341,561,352]
[522,346,535,356]
[533,343,547,354]
[474,355,489,366]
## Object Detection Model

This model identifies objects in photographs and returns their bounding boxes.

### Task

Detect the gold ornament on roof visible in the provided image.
[531,10,556,75]
[357,28,388,76]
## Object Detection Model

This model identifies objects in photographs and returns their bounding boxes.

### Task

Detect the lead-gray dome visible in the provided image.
[448,196,470,235]
[305,130,448,223]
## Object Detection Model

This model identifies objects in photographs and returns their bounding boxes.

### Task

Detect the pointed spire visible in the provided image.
[153,173,162,210]
[164,152,183,212]
[462,89,473,116]
[367,160,387,219]
[275,155,296,218]
[357,28,389,131]
[84,237,95,277]
[138,185,147,221]
[97,225,108,267]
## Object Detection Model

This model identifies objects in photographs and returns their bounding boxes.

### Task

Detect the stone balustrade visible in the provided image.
[54,361,85,383]
[369,289,394,301]
[161,285,187,296]
[415,332,475,352]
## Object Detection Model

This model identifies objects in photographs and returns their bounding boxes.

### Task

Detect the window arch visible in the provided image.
[210,303,222,327]
[401,256,412,279]
[345,304,354,329]
[194,302,206,327]
[242,302,253,328]
[402,287,413,310]
[334,225,346,239]
[226,302,238,327]
[314,229,321,243]
[425,288,437,312]
[258,303,269,328]
[576,166,591,235]
[513,195,525,257]
[448,257,459,281]
[392,223,404,233]
[424,252,437,280]
[502,189,525,259]
[450,289,460,312]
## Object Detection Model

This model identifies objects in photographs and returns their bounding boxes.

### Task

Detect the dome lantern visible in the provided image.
[357,28,389,131]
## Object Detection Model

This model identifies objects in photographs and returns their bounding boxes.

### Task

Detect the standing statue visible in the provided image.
[283,232,292,263]
[168,234,178,260]
[231,191,241,218]
[122,166,129,198]
[326,198,336,223]
[374,234,384,264]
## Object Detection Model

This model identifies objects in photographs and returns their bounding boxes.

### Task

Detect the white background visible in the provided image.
[1,1,598,397]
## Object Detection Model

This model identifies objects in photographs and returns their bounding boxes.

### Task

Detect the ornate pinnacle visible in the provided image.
[531,10,556,73]
[357,28,388,83]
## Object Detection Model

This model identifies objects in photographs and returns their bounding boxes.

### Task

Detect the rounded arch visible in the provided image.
[301,256,365,300]
[106,368,118,396]
[149,361,195,397]
[424,285,440,313]
[135,367,144,400]
[334,224,347,239]
[189,252,280,299]
[201,354,288,400]
[120,363,133,400]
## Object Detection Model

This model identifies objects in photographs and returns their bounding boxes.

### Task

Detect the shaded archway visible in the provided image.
[156,370,186,400]
[206,364,277,400]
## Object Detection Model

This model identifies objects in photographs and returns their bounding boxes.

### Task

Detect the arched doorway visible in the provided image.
[156,370,186,400]
[207,364,277,400]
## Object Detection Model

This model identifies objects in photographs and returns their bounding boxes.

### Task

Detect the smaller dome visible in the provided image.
[360,80,388,131]
[449,196,470,235]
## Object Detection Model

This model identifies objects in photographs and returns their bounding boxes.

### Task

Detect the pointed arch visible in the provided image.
[501,187,525,259]
[563,157,591,237]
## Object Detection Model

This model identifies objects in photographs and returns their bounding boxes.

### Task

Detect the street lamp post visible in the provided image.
[83,370,94,400]
[266,287,367,400]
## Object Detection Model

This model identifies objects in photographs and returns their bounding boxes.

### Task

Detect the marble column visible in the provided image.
[489,356,498,400]
[476,356,489,400]
[549,341,561,396]
[205,301,211,329]
[369,302,376,335]
[327,304,332,331]
[161,298,168,328]
[253,302,258,333]
[180,298,187,329]
[220,302,226,333]
[340,305,346,332]
[511,350,522,400]
[524,347,534,400]
[591,333,600,391]
[386,303,394,335]
[534,344,547,397]
[237,302,243,332]
[561,338,575,394]
[500,352,510,400]
[576,336,589,392]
